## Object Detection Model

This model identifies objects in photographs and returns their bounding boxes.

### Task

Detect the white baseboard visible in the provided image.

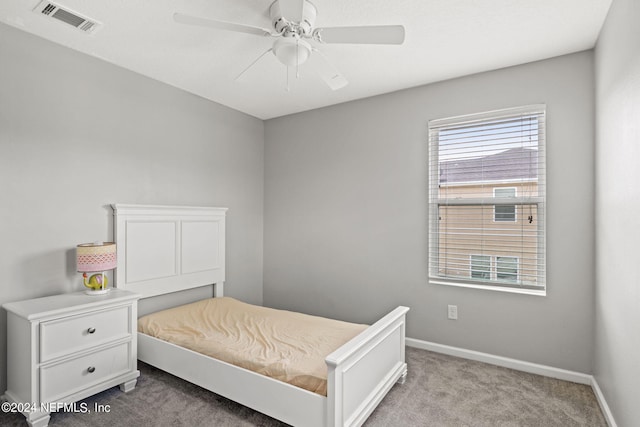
[405,338,617,427]
[406,337,591,384]
[590,377,618,427]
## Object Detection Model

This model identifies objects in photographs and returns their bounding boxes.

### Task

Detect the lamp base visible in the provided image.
[85,288,111,296]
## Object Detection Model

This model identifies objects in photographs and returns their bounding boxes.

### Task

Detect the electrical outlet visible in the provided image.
[448,305,458,320]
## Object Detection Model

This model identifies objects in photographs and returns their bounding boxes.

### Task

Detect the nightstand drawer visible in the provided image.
[40,305,130,363]
[40,341,130,403]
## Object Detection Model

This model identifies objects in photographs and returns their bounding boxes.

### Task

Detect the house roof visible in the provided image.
[440,148,538,184]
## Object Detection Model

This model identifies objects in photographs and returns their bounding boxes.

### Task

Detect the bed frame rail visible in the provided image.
[138,333,327,427]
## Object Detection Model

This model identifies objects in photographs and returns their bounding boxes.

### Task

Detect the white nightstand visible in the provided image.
[3,289,140,427]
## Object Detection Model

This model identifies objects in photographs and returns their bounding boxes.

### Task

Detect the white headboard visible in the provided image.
[112,204,227,299]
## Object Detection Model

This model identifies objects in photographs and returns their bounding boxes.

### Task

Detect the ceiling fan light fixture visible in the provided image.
[273,38,311,66]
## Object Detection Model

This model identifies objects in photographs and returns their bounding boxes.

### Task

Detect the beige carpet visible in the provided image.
[0,347,606,426]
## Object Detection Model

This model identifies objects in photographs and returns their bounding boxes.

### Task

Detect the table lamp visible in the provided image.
[76,242,117,295]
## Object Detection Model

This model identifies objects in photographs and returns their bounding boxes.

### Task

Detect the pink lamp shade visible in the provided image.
[76,242,117,272]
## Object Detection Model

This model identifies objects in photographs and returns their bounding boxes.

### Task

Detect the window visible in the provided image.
[428,105,546,293]
[469,255,520,282]
[470,255,491,280]
[494,187,516,222]
[496,256,519,282]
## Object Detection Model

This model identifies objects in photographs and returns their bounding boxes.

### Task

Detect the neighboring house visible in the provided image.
[436,147,540,286]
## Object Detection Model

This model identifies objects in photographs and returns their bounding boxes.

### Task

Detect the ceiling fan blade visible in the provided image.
[309,50,348,91]
[235,49,274,82]
[315,25,405,45]
[278,0,305,23]
[173,13,273,37]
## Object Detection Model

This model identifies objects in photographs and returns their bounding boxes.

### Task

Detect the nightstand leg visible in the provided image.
[26,412,50,427]
[397,368,408,385]
[119,379,137,393]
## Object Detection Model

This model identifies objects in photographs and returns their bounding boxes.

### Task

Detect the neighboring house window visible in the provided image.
[428,105,546,293]
[496,256,519,282]
[470,255,520,282]
[494,187,516,222]
[470,255,491,280]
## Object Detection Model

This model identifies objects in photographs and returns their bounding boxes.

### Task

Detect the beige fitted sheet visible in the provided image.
[138,297,367,396]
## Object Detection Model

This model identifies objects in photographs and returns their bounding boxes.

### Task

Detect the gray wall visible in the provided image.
[264,51,596,374]
[0,23,264,391]
[594,0,640,425]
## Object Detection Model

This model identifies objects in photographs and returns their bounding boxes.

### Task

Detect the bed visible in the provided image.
[112,204,409,427]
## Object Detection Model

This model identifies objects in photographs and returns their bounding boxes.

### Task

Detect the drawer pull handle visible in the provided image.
[87,366,96,373]
[87,327,96,334]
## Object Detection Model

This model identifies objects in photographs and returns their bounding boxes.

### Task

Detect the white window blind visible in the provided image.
[428,105,546,292]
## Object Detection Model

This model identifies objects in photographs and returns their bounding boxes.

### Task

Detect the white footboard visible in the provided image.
[326,306,410,427]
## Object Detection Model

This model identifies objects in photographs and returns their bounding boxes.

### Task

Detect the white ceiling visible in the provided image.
[0,0,612,120]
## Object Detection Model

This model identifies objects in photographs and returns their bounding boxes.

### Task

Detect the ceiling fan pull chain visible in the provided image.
[296,39,300,78]
[286,66,290,92]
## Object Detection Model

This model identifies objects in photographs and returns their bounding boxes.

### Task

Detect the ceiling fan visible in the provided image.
[174,0,405,90]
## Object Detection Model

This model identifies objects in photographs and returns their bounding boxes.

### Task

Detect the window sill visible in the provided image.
[429,279,546,296]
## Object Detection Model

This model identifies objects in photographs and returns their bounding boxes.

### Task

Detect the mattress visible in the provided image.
[137,297,368,396]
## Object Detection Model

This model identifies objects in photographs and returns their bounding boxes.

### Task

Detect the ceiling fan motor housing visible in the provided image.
[270,0,317,37]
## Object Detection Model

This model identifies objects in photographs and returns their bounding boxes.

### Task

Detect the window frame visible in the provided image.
[428,105,546,295]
